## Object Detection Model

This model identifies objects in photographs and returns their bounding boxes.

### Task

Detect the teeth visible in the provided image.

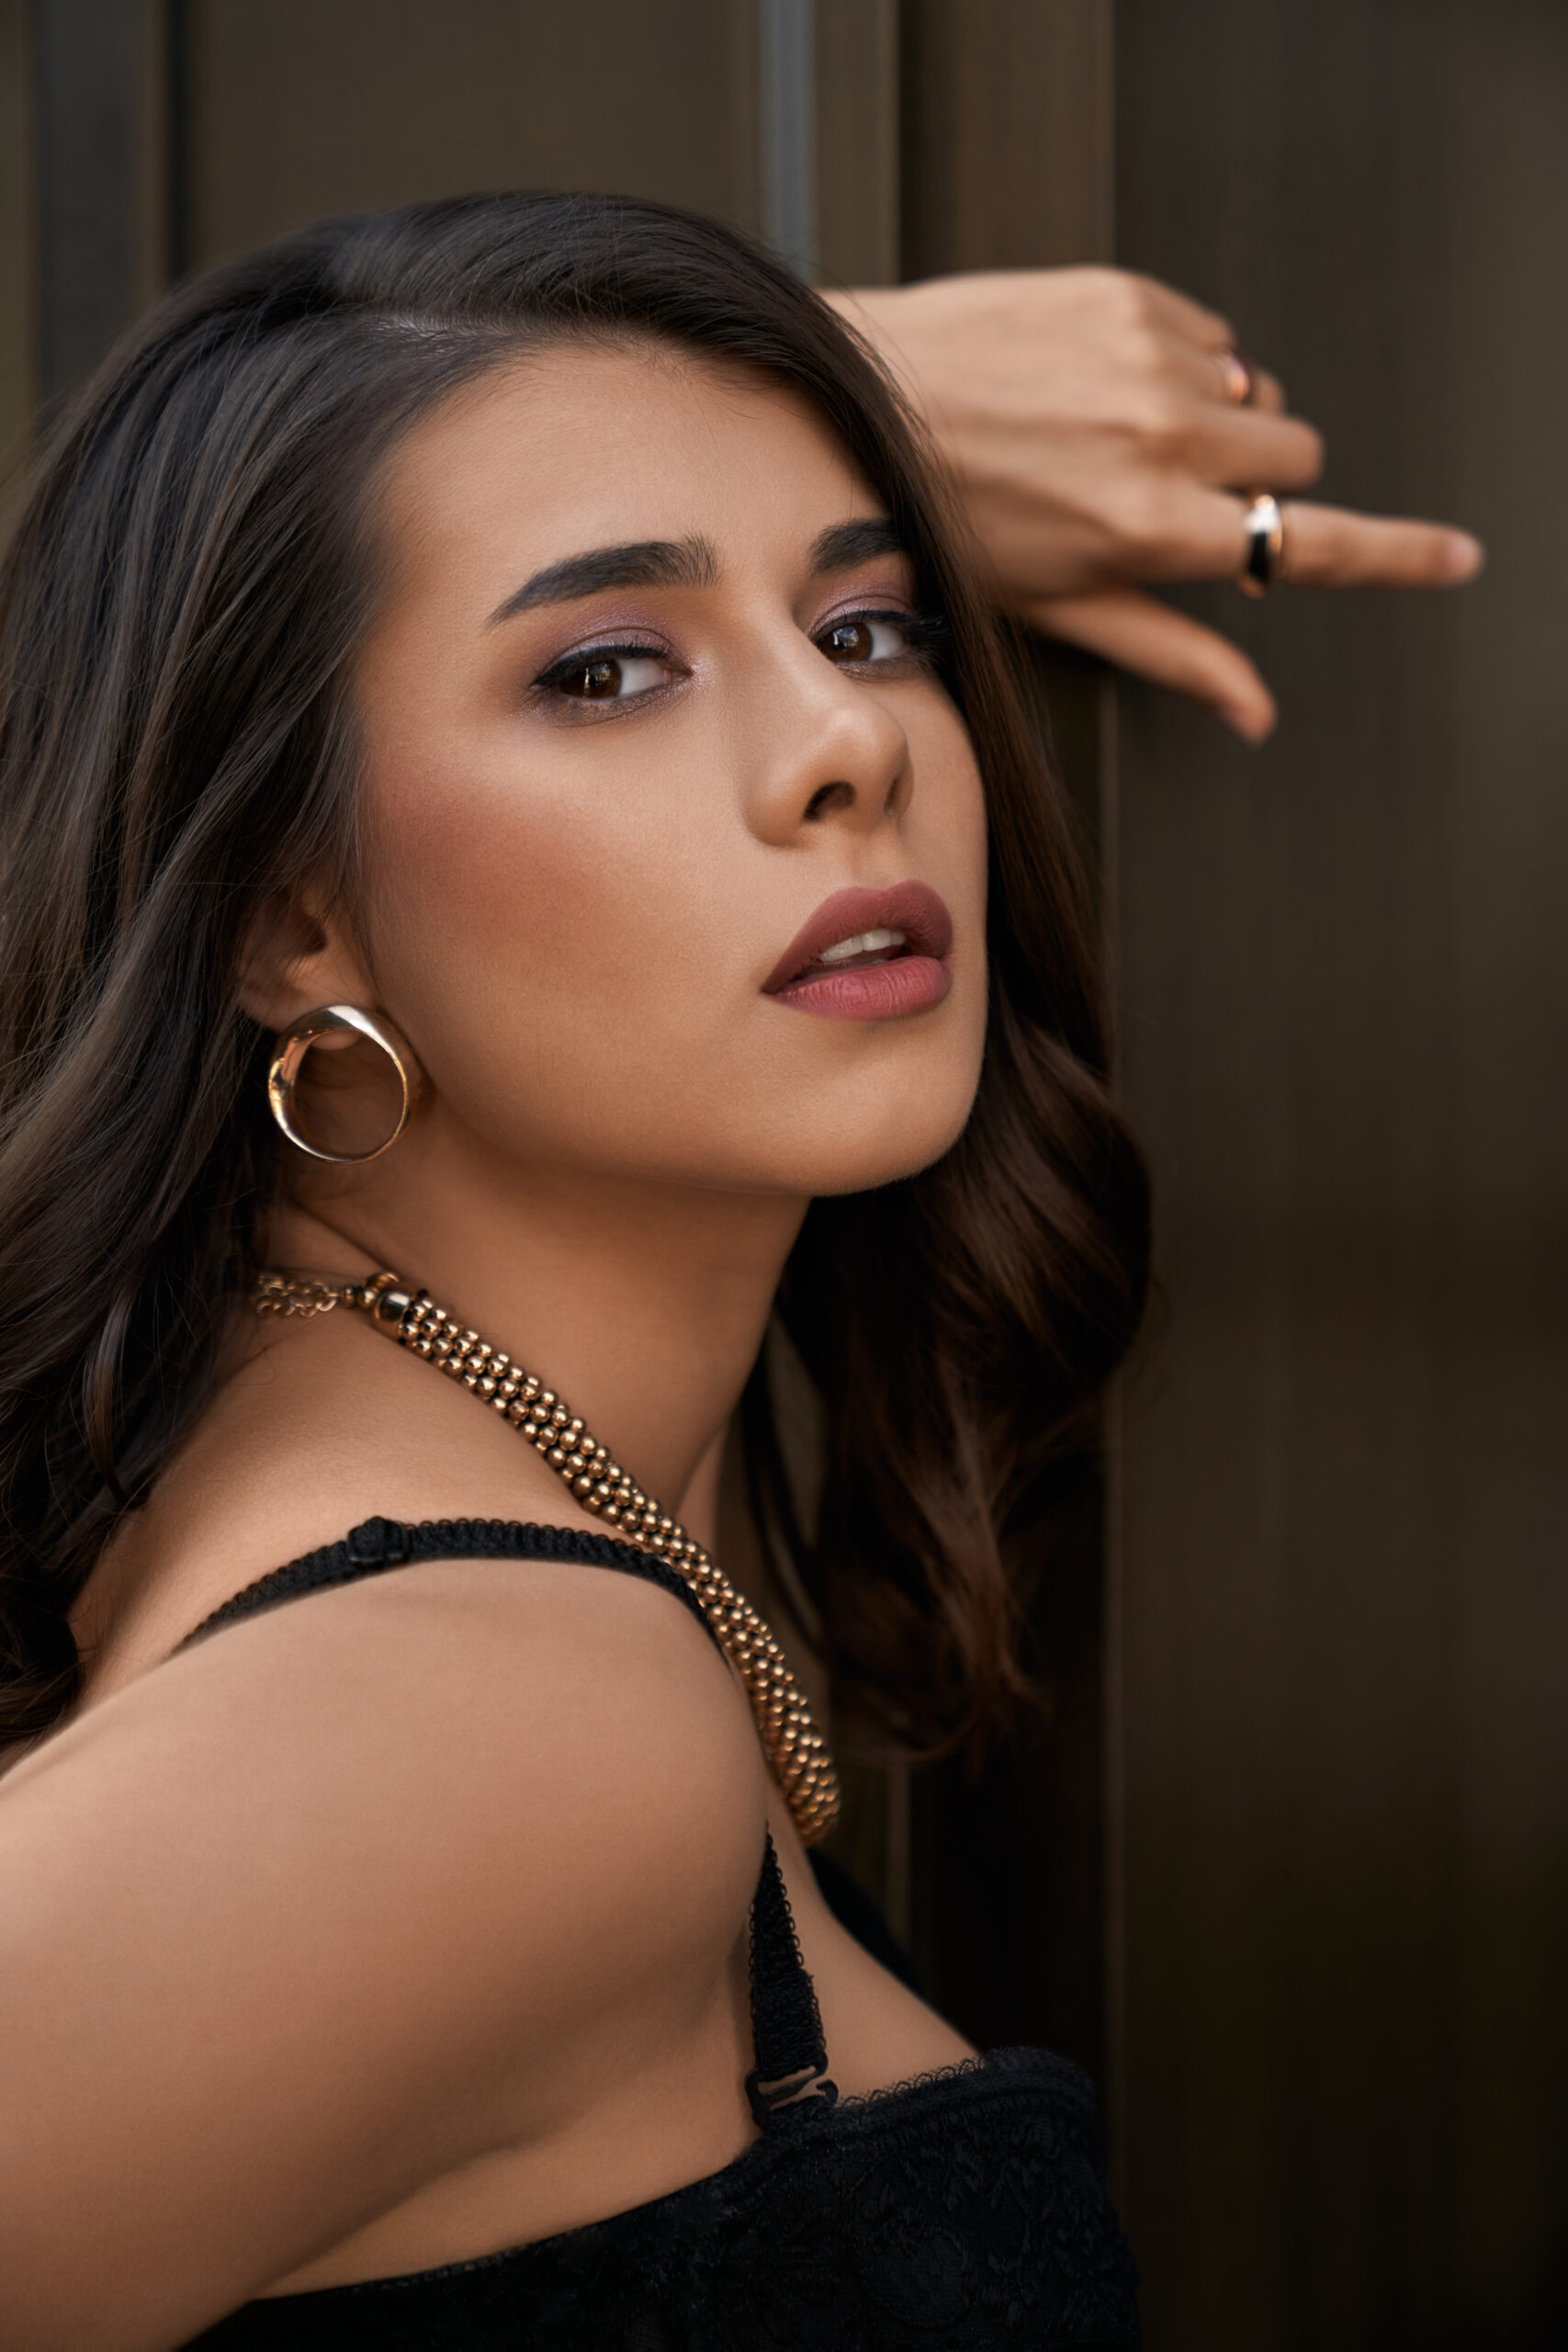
[816,927,907,966]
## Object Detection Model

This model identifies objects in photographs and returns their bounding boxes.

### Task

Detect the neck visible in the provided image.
[269,1128,808,1541]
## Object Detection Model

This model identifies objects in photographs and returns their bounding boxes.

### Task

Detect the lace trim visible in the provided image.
[258,2064,1021,2301]
[838,2052,989,2109]
[201,2049,1136,2344]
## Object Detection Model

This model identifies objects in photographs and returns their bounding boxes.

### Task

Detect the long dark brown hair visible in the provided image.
[0,192,1147,1751]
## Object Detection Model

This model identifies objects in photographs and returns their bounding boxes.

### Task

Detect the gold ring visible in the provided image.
[1216,345,1256,406]
[1238,493,1284,598]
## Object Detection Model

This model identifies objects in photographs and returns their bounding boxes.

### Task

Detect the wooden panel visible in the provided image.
[901,0,1113,273]
[30,0,165,405]
[895,0,1121,2080]
[1112,1,1568,2343]
[0,0,33,484]
[186,0,761,271]
[814,0,900,288]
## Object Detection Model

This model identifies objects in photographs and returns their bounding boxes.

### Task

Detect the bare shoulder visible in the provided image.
[1,1550,765,2342]
[74,1302,613,1695]
[34,1541,763,1939]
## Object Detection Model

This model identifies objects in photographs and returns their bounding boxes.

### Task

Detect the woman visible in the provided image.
[0,194,1147,2346]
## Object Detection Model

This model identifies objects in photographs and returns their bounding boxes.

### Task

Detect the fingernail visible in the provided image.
[1443,531,1484,582]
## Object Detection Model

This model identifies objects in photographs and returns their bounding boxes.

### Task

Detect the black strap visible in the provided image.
[747,1832,838,2126]
[185,1517,834,2131]
[180,1514,713,1649]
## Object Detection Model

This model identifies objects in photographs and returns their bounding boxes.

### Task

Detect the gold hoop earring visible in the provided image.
[266,1004,422,1164]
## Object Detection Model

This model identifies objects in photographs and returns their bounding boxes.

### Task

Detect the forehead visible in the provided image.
[372,340,875,597]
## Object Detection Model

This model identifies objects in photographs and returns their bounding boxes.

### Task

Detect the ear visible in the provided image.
[236,886,378,1034]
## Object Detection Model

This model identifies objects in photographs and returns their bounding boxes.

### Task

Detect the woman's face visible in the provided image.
[350,340,987,1202]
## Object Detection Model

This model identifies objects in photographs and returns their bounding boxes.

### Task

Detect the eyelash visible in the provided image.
[530,605,945,709]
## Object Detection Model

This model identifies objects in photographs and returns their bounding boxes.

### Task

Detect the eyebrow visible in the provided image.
[488,536,718,626]
[809,517,905,573]
[486,515,906,628]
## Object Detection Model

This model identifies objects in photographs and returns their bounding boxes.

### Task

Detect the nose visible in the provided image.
[741,633,914,845]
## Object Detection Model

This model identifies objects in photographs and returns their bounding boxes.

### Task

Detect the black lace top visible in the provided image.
[184,1517,1141,2349]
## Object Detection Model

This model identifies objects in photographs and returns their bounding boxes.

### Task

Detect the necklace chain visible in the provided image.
[253,1269,840,1845]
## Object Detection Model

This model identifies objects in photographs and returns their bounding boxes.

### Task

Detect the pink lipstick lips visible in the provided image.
[763,881,953,1021]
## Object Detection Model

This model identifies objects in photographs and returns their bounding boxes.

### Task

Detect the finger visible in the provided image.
[1247,364,1287,414]
[1021,588,1278,742]
[1151,331,1259,405]
[1120,277,1294,420]
[1102,482,1283,584]
[1278,502,1485,588]
[1114,486,1486,590]
[1182,404,1325,491]
[1199,352,1288,413]
[1163,341,1292,423]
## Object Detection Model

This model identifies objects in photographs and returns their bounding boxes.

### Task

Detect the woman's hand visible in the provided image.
[829,268,1483,741]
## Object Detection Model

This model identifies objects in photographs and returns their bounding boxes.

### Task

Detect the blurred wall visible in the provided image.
[3,4,1564,2345]
[1112,6,1568,2344]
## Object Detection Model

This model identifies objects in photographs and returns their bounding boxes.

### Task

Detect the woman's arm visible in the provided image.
[0,1558,762,2349]
[830,267,1483,741]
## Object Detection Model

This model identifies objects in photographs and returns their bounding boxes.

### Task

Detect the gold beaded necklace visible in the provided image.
[253,1268,840,1845]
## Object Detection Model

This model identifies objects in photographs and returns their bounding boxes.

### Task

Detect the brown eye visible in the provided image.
[824,619,875,663]
[541,649,671,703]
[818,614,919,667]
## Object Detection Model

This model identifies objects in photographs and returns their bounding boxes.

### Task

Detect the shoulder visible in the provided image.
[11,1279,775,2335]
[45,1542,763,1962]
[1,1552,764,2336]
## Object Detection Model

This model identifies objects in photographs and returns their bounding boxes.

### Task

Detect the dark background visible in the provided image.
[3,4,1564,2345]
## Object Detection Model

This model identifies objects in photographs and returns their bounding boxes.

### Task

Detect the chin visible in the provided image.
[751,1093,978,1199]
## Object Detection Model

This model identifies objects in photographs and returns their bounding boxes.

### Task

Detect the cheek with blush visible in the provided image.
[358,707,987,1197]
[359,746,768,1174]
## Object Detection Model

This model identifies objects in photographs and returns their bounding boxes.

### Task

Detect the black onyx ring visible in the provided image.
[1239,492,1285,598]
